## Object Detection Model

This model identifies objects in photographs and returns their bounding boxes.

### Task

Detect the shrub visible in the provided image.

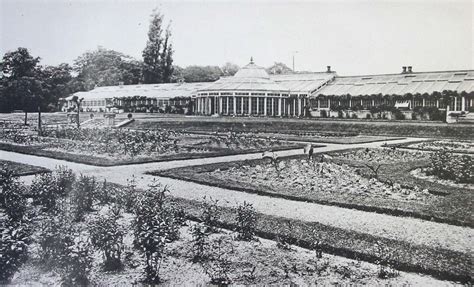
[0,165,27,221]
[235,201,257,241]
[37,208,76,266]
[202,236,233,285]
[276,222,295,250]
[30,173,62,212]
[351,113,358,119]
[58,238,92,286]
[89,213,124,271]
[0,220,30,283]
[201,197,221,233]
[70,175,97,221]
[374,242,399,279]
[190,223,210,262]
[392,109,405,120]
[117,176,138,213]
[426,150,473,184]
[53,166,75,195]
[133,181,180,283]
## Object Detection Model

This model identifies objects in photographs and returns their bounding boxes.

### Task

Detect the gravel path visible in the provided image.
[2,137,472,255]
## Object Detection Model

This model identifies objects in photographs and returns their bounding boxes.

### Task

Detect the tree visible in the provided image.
[221,62,239,77]
[182,66,222,82]
[73,47,142,91]
[266,62,293,75]
[142,10,174,84]
[0,48,45,127]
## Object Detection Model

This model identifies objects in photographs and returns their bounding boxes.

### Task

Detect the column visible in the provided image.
[461,96,466,111]
[422,98,426,107]
[233,96,237,115]
[271,98,275,116]
[278,98,282,116]
[226,97,230,114]
[328,98,331,110]
[219,97,223,115]
[293,98,296,117]
[248,96,252,115]
[256,97,260,115]
[317,98,321,109]
[454,97,458,111]
[264,97,268,116]
[298,98,302,116]
[436,99,439,108]
[241,97,244,115]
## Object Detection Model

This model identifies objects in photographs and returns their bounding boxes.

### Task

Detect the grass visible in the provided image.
[150,151,473,227]
[0,141,303,167]
[0,159,50,176]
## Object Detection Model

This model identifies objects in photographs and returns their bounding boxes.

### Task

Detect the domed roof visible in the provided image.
[233,57,270,79]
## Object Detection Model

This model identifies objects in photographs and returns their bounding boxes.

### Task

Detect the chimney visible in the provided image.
[327,66,331,73]
[402,66,407,74]
[407,66,413,73]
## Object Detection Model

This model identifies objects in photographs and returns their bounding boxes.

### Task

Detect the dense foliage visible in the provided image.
[426,150,473,184]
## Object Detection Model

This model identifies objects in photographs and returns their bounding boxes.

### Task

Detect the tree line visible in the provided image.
[0,10,294,113]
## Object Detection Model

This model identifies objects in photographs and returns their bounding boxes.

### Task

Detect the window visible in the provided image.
[251,98,258,114]
[258,97,265,115]
[222,97,228,113]
[229,97,234,113]
[243,97,249,114]
[236,97,242,114]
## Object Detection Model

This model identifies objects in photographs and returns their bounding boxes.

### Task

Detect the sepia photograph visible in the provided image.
[0,0,472,285]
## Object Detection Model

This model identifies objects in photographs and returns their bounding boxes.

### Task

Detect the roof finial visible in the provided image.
[250,57,254,64]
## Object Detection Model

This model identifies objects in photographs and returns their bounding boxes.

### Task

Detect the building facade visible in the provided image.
[64,59,473,118]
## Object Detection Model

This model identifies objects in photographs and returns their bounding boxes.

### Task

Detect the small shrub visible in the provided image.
[89,213,124,271]
[134,181,179,283]
[201,197,221,233]
[190,223,210,262]
[0,165,27,221]
[70,174,97,221]
[351,113,358,119]
[235,201,257,241]
[53,166,75,195]
[0,220,30,283]
[30,173,61,212]
[58,238,92,286]
[202,236,233,285]
[276,222,295,250]
[374,242,400,279]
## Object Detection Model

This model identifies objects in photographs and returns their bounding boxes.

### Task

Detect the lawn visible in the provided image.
[391,139,474,154]
[152,147,473,227]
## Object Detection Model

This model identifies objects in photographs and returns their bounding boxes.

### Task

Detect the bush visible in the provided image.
[54,166,75,195]
[70,175,97,221]
[351,113,358,119]
[0,165,27,221]
[30,173,62,212]
[201,197,221,233]
[133,181,180,283]
[0,220,30,283]
[392,109,405,120]
[89,213,124,271]
[58,238,92,286]
[235,201,257,241]
[426,150,473,184]
[202,236,233,285]
[190,223,210,262]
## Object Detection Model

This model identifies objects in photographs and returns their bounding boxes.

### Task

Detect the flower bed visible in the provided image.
[153,148,473,227]
[193,131,403,144]
[401,140,474,154]
[0,127,302,166]
[0,160,50,177]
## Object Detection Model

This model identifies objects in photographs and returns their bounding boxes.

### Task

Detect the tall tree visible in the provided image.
[182,66,223,82]
[221,62,240,77]
[0,48,43,116]
[142,10,174,84]
[73,47,142,90]
[266,62,293,75]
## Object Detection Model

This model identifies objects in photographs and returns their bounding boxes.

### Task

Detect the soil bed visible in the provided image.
[152,148,473,227]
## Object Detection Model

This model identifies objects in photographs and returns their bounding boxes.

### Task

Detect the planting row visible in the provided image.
[1,166,439,285]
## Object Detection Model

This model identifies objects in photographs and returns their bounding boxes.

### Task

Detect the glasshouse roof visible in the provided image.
[315,70,474,97]
[66,82,212,101]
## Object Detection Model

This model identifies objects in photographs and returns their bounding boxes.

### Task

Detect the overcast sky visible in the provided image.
[1,0,472,75]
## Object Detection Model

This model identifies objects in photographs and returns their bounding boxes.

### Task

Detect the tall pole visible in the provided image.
[292,51,298,72]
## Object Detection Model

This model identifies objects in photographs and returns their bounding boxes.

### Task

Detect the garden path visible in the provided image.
[2,137,472,255]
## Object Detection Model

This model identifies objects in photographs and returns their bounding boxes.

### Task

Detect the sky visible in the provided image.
[1,0,472,76]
